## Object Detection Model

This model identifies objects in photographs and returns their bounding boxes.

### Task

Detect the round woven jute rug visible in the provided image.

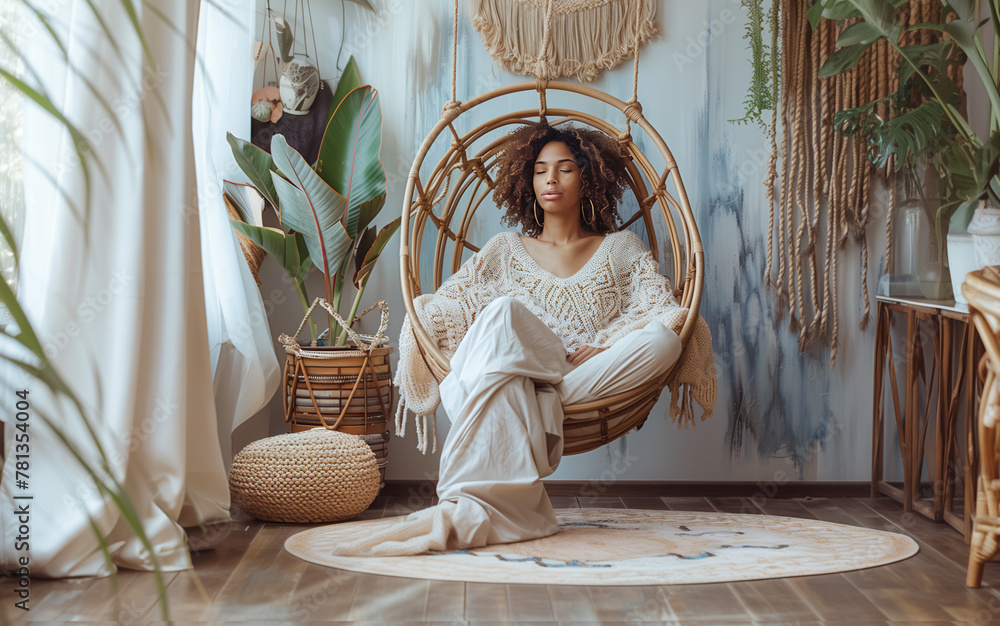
[284,508,918,585]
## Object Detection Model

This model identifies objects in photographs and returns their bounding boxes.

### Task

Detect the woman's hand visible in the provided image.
[567,345,607,366]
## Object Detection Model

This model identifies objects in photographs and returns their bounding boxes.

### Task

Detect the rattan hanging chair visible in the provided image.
[399,1,705,456]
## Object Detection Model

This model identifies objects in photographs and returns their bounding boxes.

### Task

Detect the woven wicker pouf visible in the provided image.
[229,429,380,523]
[358,430,390,488]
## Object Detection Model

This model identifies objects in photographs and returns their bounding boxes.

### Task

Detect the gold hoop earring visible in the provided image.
[582,197,596,226]
[534,200,543,227]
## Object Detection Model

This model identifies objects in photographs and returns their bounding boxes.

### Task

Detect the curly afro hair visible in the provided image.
[492,123,631,237]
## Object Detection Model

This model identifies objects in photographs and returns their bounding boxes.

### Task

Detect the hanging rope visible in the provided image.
[765,0,958,365]
[763,0,780,292]
[442,0,463,128]
[620,0,643,145]
[451,0,459,104]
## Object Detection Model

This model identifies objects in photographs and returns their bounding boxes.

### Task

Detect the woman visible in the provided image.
[332,123,716,556]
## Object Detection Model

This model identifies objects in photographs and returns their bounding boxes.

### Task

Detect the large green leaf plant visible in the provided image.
[811,0,1000,236]
[227,61,400,347]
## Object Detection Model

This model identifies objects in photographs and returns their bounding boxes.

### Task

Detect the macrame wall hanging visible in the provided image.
[469,0,657,82]
[766,0,964,365]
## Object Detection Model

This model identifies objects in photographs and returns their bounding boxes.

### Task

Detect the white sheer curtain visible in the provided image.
[0,0,278,577]
[194,0,281,463]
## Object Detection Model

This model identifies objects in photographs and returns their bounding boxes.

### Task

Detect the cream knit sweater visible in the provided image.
[395,230,717,453]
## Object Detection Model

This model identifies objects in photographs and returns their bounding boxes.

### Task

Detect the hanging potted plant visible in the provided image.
[226,81,400,485]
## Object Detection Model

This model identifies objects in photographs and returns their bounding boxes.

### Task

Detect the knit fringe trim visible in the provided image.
[469,0,658,83]
[667,379,715,429]
[395,396,438,455]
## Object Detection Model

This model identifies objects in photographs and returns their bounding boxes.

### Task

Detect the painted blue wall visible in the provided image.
[245,0,902,483]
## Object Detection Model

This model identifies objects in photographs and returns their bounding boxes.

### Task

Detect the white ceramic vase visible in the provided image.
[947,231,977,306]
[968,202,1000,267]
[279,54,320,116]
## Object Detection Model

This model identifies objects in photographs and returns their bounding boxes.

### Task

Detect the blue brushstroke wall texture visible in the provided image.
[243,0,902,483]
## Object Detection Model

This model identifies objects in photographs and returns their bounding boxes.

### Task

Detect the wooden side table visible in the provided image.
[940,308,979,536]
[872,294,979,537]
[963,267,1000,587]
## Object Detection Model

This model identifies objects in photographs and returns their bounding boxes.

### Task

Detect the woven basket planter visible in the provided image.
[279,298,395,488]
[229,429,380,523]
[283,344,394,435]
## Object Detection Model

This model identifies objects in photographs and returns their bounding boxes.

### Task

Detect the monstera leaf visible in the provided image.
[808,0,902,34]
[814,0,903,77]
[836,99,950,170]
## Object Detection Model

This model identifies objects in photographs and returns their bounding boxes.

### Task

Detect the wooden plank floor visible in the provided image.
[6,495,1000,624]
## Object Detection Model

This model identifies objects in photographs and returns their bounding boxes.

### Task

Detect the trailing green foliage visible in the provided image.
[730,0,781,129]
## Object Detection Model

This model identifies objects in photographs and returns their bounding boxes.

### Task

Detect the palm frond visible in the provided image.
[116,0,156,71]
[0,69,99,250]
[16,0,68,58]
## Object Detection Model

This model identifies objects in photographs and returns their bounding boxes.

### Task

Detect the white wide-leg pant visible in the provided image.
[331,297,681,556]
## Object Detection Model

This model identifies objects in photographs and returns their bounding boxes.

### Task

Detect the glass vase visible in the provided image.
[882,198,953,300]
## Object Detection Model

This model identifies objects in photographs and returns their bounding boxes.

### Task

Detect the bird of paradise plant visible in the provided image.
[227,59,400,347]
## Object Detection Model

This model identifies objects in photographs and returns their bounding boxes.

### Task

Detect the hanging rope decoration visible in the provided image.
[469,0,657,83]
[766,0,963,366]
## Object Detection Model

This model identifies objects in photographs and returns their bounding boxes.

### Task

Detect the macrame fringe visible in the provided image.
[765,0,956,364]
[469,0,658,82]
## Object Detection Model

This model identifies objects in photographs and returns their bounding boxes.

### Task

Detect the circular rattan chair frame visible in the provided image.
[400,80,704,455]
[962,267,1000,587]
